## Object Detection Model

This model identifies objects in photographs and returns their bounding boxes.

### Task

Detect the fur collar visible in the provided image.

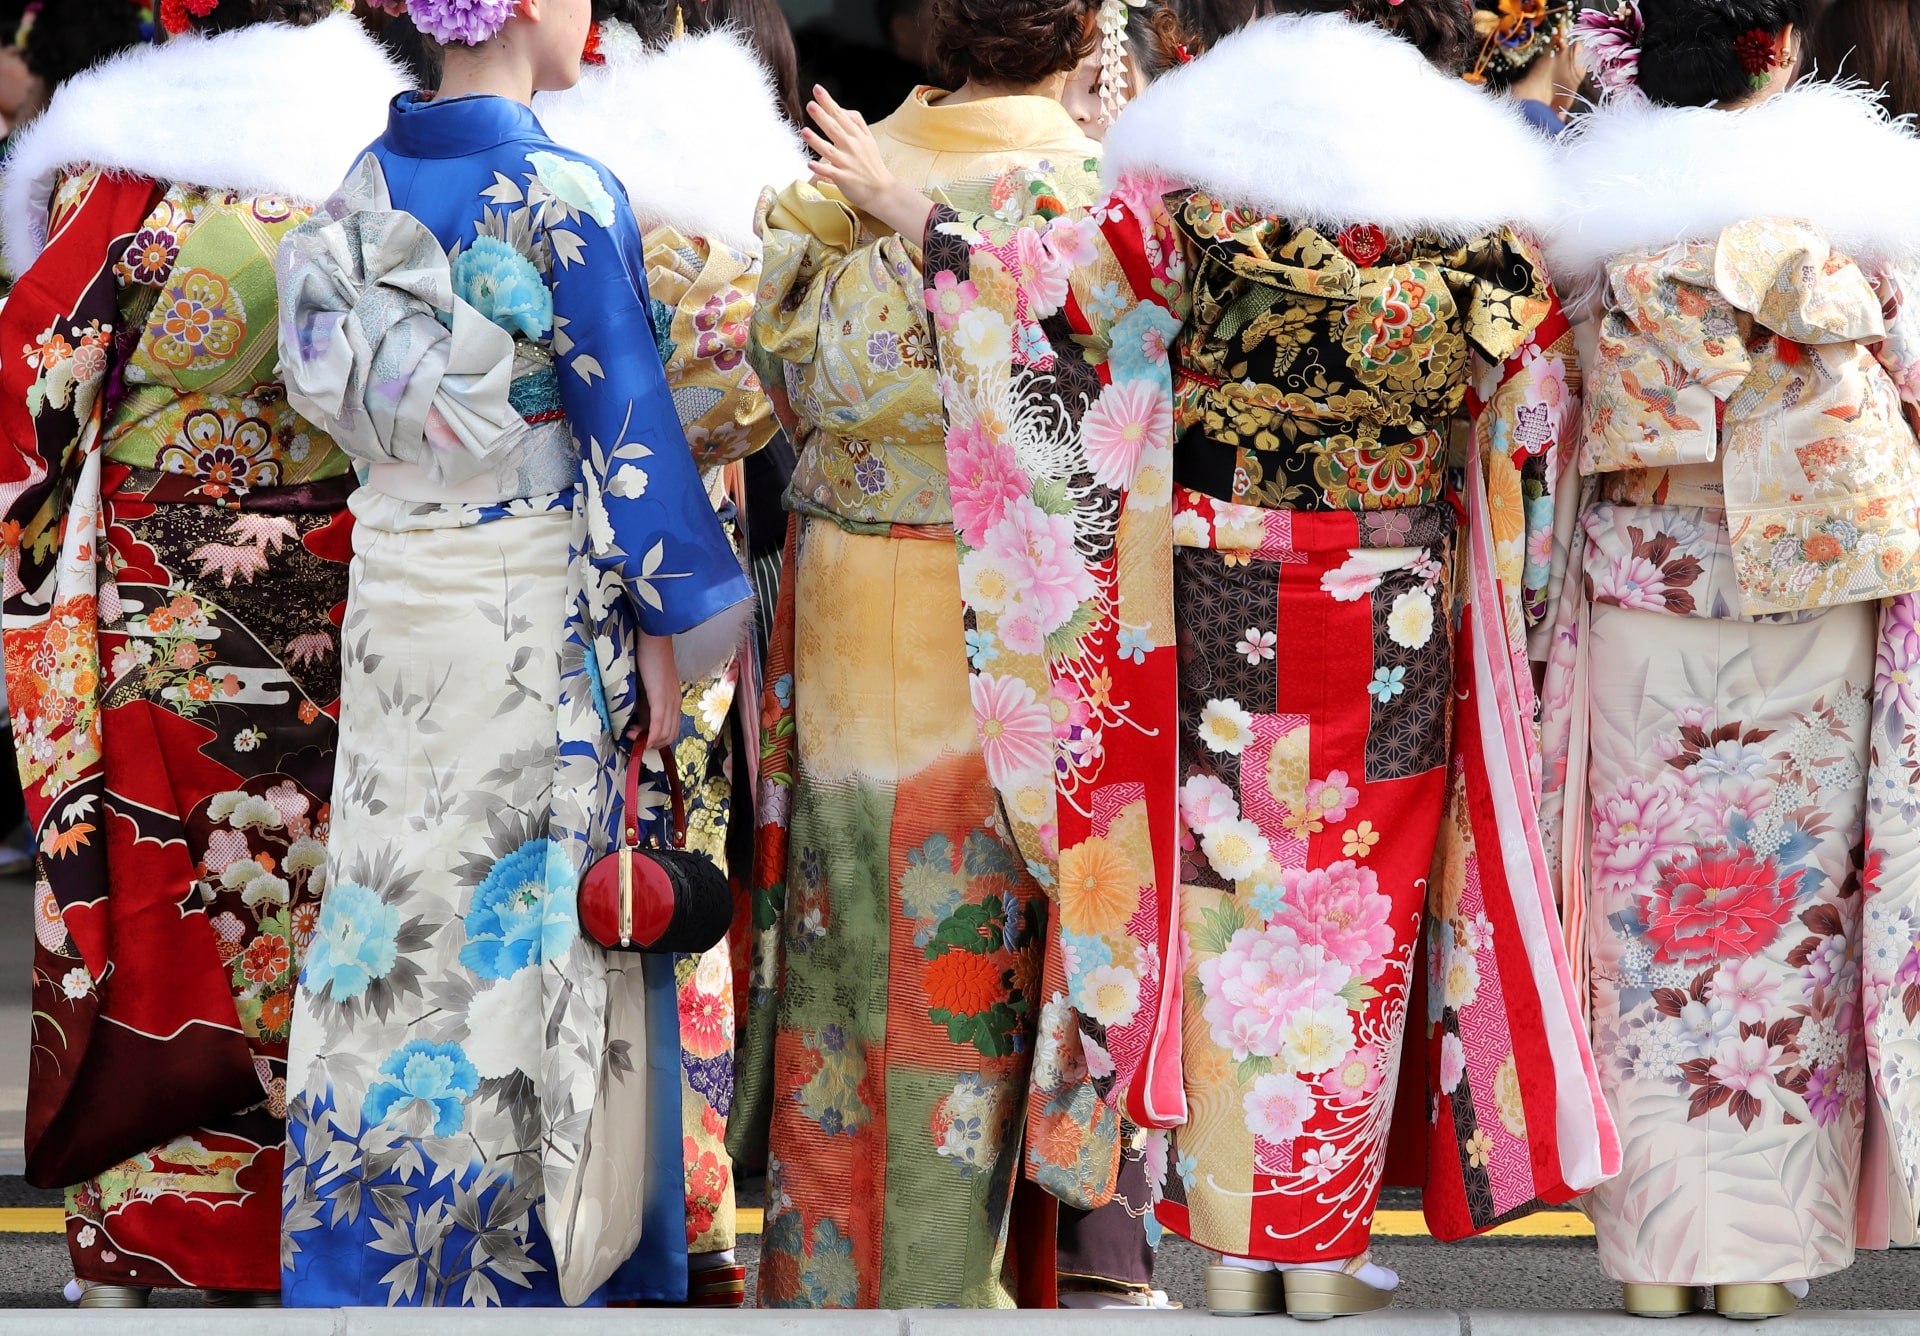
[2,15,406,274]
[1099,13,1551,239]
[1545,81,1920,281]
[534,27,808,253]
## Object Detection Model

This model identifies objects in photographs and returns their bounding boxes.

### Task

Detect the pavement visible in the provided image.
[0,873,1915,1320]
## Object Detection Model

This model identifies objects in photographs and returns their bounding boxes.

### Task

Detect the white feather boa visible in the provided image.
[534,26,808,255]
[1098,12,1552,239]
[1545,81,1920,284]
[1,14,407,275]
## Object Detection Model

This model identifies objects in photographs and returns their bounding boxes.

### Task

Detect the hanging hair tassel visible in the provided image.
[1096,0,1149,125]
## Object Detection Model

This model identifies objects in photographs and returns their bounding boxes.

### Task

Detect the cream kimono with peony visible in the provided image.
[1540,80,1920,1281]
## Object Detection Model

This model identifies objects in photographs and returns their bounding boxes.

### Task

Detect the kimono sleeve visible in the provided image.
[643,224,777,470]
[545,159,751,642]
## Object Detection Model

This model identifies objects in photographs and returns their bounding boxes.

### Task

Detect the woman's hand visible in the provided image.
[802,84,936,243]
[625,631,682,754]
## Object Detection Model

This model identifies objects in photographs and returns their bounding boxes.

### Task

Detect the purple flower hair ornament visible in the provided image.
[405,0,517,46]
[1573,0,1646,103]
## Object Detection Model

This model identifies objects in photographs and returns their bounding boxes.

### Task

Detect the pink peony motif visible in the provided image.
[1643,847,1794,964]
[983,498,1098,637]
[1589,553,1669,610]
[1320,1043,1384,1108]
[1681,773,1773,835]
[1589,776,1691,895]
[1243,1071,1313,1143]
[1198,924,1352,1062]
[1707,1033,1782,1096]
[1083,380,1172,491]
[969,673,1055,788]
[1274,860,1396,978]
[947,422,1031,548]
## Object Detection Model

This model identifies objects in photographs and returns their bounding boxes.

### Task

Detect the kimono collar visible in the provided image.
[876,86,1096,158]
[1544,80,1920,283]
[1098,12,1552,241]
[532,26,807,253]
[0,12,407,274]
[383,92,549,160]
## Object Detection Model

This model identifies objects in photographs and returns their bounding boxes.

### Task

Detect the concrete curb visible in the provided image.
[1,1311,1916,1333]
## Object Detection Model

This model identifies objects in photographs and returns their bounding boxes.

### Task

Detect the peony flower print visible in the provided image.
[947,422,1031,547]
[1243,1071,1313,1143]
[1106,301,1182,386]
[450,235,553,340]
[969,673,1055,788]
[1274,859,1396,978]
[952,305,1013,368]
[1642,846,1794,964]
[457,838,578,980]
[526,150,616,226]
[363,1038,480,1138]
[1083,379,1173,491]
[1590,775,1692,895]
[304,881,399,1003]
[1199,924,1353,1063]
[981,498,1098,637]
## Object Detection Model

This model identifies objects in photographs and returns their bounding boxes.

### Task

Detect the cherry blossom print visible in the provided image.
[1320,547,1421,602]
[1181,773,1240,833]
[1706,957,1782,1026]
[1243,1071,1313,1143]
[925,270,980,332]
[1320,1043,1385,1107]
[1198,698,1255,754]
[1386,588,1434,649]
[1201,817,1270,882]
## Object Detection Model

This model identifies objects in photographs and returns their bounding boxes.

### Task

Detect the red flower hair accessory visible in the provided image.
[159,0,219,35]
[582,21,604,64]
[1733,27,1781,88]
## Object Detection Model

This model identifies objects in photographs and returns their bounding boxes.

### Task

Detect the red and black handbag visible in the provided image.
[578,751,731,956]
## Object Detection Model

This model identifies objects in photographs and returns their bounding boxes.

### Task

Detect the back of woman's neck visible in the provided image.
[437,52,536,106]
[936,71,1070,108]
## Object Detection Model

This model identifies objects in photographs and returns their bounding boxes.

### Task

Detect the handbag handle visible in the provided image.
[624,746,688,850]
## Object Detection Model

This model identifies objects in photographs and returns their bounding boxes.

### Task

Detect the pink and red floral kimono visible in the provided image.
[912,13,1619,1265]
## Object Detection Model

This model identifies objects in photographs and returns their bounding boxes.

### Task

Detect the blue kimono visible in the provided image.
[278,93,751,1308]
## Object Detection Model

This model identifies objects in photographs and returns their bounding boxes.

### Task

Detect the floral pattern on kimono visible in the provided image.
[279,94,750,1307]
[919,176,1616,1259]
[0,165,353,1291]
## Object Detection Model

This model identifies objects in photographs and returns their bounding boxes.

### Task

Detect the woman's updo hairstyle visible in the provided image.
[1257,0,1473,73]
[182,0,334,31]
[1638,0,1809,107]
[927,0,1100,89]
[590,0,675,45]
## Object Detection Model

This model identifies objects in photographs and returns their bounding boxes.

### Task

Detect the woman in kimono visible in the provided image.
[741,0,1112,1308]
[1539,0,1920,1316]
[0,4,403,1307]
[274,0,752,1308]
[534,0,807,1304]
[806,0,1617,1318]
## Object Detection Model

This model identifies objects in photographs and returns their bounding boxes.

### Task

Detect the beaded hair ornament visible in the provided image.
[1462,0,1572,86]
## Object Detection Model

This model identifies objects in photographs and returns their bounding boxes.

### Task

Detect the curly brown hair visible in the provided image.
[186,0,334,33]
[927,0,1099,89]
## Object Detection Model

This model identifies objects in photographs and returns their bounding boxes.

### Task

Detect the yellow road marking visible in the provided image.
[1372,1208,1594,1238]
[0,1208,66,1233]
[0,1205,1590,1241]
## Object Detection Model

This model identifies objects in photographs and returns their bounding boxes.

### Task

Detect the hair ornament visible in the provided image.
[1732,26,1782,89]
[1462,0,1570,86]
[1096,0,1149,125]
[402,0,516,45]
[1571,0,1645,103]
[159,0,219,36]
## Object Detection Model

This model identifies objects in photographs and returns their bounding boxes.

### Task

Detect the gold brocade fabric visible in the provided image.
[1169,196,1549,512]
[752,89,1101,529]
[644,224,777,474]
[1581,219,1920,614]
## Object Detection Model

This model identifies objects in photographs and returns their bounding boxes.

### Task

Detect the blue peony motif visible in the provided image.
[451,236,553,341]
[363,1039,480,1138]
[303,881,399,1002]
[1107,302,1183,386]
[458,838,579,980]
[526,150,617,227]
